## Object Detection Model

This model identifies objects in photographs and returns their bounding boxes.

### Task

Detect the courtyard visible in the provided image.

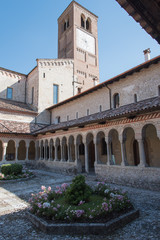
[0,169,160,240]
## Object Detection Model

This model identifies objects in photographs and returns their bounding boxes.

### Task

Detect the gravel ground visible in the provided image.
[0,169,160,240]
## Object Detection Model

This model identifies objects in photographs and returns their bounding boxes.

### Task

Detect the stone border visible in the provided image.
[0,174,35,184]
[27,209,139,235]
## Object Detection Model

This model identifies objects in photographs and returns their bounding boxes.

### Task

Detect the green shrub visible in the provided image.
[10,163,23,175]
[65,175,92,205]
[1,163,23,176]
[1,164,12,175]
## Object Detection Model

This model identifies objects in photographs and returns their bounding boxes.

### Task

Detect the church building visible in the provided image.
[0,1,160,190]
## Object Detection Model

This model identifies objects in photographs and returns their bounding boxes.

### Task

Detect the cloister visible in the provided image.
[0,122,160,171]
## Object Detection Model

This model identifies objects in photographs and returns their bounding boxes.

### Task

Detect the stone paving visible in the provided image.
[0,169,160,240]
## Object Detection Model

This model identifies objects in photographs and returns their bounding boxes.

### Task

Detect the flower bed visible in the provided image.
[29,175,133,223]
[0,163,34,181]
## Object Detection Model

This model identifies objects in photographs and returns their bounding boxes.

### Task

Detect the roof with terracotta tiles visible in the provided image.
[34,96,160,135]
[0,120,47,134]
[0,98,37,115]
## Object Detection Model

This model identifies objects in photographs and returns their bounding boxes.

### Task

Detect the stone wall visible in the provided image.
[0,68,26,102]
[50,62,160,123]
[95,164,160,191]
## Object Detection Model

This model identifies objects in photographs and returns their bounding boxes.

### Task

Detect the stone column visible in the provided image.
[67,143,70,162]
[55,145,58,161]
[75,143,78,164]
[105,137,110,166]
[60,141,63,162]
[2,143,8,162]
[137,138,147,167]
[25,143,29,161]
[49,143,53,161]
[84,142,89,173]
[15,142,18,162]
[93,138,98,164]
[120,139,126,166]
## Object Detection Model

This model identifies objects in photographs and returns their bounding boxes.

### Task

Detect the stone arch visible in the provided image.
[28,141,35,160]
[68,135,75,162]
[96,131,107,164]
[123,127,139,166]
[86,132,95,172]
[18,140,26,160]
[6,140,15,161]
[108,129,121,165]
[142,124,160,167]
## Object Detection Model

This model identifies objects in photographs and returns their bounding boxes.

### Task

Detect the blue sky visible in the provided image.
[0,0,160,82]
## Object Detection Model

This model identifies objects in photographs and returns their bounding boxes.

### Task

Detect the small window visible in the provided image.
[113,93,119,109]
[55,116,60,124]
[31,87,34,104]
[7,87,13,99]
[76,112,78,119]
[53,84,59,104]
[67,19,69,28]
[43,73,45,78]
[134,94,137,103]
[81,15,85,28]
[67,115,69,121]
[87,109,89,116]
[158,86,160,96]
[64,22,67,31]
[99,105,102,112]
[77,88,81,94]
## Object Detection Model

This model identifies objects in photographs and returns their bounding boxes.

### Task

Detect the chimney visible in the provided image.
[143,48,151,62]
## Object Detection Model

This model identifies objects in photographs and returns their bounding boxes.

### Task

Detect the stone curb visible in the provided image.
[0,174,35,184]
[27,209,139,235]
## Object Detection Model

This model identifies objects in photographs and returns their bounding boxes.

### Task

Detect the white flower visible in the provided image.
[104,189,109,194]
[43,202,50,208]
[110,193,115,198]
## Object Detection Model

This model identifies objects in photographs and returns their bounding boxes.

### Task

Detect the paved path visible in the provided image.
[0,169,160,240]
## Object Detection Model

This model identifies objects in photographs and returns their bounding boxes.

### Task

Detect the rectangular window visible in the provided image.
[67,115,69,121]
[87,109,89,116]
[31,87,34,104]
[53,84,59,104]
[76,112,78,119]
[7,87,13,99]
[43,73,45,78]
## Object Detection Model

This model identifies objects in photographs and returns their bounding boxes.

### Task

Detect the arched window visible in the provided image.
[81,15,85,28]
[86,18,91,31]
[64,22,67,31]
[113,93,119,108]
[134,94,137,103]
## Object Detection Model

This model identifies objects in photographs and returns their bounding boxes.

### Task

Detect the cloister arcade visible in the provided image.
[0,123,160,170]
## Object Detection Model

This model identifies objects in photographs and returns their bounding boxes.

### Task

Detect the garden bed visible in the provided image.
[0,163,34,182]
[28,175,139,234]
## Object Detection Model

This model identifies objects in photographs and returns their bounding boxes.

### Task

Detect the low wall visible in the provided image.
[26,159,77,174]
[95,164,160,191]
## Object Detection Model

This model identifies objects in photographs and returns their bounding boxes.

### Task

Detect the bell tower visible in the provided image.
[58,1,99,94]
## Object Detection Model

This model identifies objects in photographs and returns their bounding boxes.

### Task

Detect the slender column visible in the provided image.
[120,140,126,166]
[94,138,98,164]
[75,143,78,164]
[105,137,110,166]
[25,143,29,161]
[55,145,58,161]
[137,138,147,167]
[15,143,18,162]
[84,142,89,173]
[61,142,63,162]
[67,143,70,162]
[49,143,52,161]
[2,143,8,162]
